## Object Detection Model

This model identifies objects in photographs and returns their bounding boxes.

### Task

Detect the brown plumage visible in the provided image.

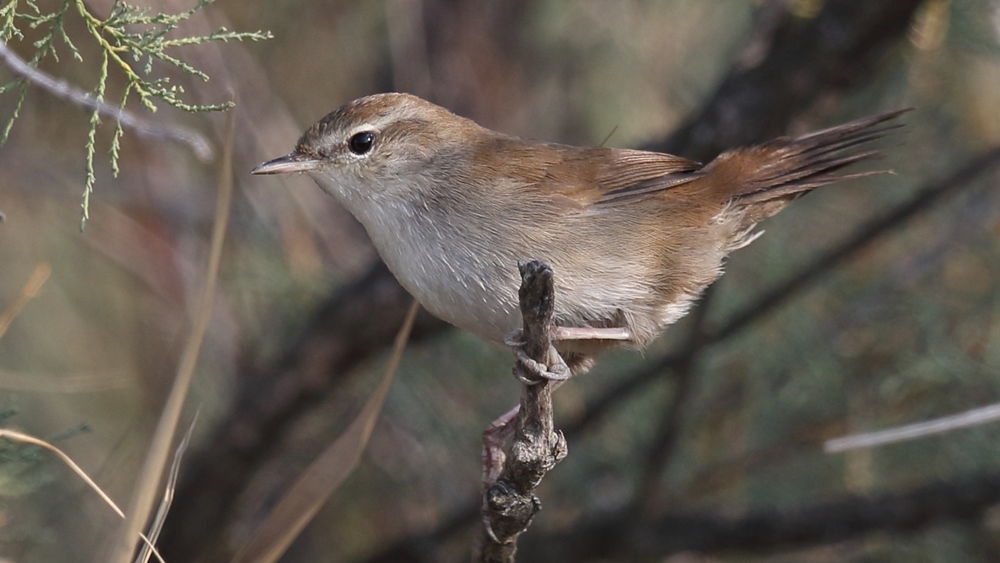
[254,94,906,373]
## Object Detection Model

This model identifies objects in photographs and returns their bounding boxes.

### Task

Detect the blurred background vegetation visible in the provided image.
[3,0,1000,561]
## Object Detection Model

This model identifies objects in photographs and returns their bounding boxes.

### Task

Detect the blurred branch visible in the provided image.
[655,0,924,160]
[520,470,1000,561]
[631,285,715,513]
[0,39,212,160]
[826,401,1000,453]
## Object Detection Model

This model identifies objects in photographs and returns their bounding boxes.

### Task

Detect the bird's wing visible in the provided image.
[521,144,705,210]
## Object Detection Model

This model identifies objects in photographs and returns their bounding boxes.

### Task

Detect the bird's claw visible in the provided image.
[512,348,570,384]
[503,329,525,348]
[504,330,570,383]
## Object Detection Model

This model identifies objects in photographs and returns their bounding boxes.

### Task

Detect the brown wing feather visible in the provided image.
[591,149,705,206]
[526,144,704,208]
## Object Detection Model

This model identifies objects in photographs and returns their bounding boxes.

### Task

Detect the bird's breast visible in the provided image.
[360,199,526,343]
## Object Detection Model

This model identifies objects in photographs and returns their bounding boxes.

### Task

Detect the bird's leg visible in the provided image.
[481,334,564,487]
[483,325,630,485]
[506,326,632,345]
[481,326,604,485]
[551,326,632,341]
[503,330,571,383]
[503,326,631,381]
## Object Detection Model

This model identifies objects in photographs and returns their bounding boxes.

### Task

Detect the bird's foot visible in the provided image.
[481,404,519,487]
[504,329,570,384]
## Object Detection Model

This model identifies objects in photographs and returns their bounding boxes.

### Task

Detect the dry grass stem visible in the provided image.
[231,299,420,563]
[0,429,165,562]
[135,412,200,563]
[0,262,51,341]
[109,114,234,563]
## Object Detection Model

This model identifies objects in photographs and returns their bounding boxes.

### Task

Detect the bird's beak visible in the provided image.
[251,151,320,175]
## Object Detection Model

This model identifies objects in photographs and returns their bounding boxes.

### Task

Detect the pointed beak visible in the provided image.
[251,151,321,175]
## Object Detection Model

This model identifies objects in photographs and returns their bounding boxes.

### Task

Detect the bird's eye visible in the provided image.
[348,131,376,155]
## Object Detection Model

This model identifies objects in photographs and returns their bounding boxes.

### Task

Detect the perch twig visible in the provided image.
[475,260,569,562]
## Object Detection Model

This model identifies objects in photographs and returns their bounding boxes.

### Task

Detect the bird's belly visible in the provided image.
[384,248,668,347]
[361,207,692,348]
[378,244,524,344]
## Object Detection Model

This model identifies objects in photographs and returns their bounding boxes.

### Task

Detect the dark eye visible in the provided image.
[348,131,376,155]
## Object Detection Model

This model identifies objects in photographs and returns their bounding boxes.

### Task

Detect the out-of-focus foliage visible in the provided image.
[3,1,1000,562]
[0,0,269,227]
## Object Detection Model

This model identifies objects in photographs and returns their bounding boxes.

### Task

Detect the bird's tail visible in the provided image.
[704,109,910,225]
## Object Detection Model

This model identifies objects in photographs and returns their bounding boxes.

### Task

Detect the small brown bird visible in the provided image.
[253,93,904,373]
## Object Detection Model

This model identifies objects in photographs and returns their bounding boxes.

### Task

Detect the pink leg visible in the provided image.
[484,326,631,487]
[505,326,632,346]
[551,326,632,341]
[481,404,520,487]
